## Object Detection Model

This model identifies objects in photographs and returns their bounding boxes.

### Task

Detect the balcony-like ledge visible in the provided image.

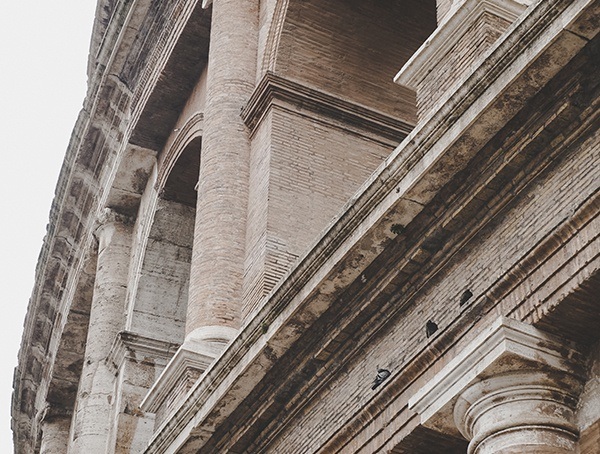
[395,0,530,119]
[242,72,413,142]
[141,326,237,427]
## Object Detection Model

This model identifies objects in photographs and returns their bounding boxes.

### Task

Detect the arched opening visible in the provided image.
[128,138,201,344]
[269,0,436,123]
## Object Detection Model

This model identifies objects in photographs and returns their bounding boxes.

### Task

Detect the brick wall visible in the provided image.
[416,12,512,115]
[274,0,435,123]
[243,105,395,319]
[262,109,599,454]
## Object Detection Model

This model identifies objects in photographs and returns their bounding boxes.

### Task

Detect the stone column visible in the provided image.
[455,372,581,453]
[409,317,586,454]
[69,209,132,453]
[40,415,71,454]
[186,0,258,350]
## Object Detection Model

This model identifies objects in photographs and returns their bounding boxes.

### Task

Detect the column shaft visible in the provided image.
[69,213,132,453]
[186,0,258,343]
[40,417,71,454]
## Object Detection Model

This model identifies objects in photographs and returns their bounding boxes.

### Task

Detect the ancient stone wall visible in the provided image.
[12,0,599,453]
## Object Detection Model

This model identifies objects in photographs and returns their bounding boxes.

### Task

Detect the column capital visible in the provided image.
[95,207,134,229]
[409,317,586,453]
[93,207,134,247]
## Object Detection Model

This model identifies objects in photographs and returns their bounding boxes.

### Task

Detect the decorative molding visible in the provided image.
[106,331,181,375]
[394,0,527,90]
[241,72,414,142]
[144,0,596,451]
[155,112,203,195]
[260,0,289,76]
[140,342,215,414]
[95,207,135,229]
[409,317,585,437]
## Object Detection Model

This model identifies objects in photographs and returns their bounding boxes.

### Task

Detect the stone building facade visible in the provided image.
[12,0,600,452]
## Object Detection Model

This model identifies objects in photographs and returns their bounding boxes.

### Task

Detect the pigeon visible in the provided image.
[426,320,438,338]
[372,368,391,390]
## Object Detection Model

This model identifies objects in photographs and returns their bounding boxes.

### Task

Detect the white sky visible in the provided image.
[0,2,97,450]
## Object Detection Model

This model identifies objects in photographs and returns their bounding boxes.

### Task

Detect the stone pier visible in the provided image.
[69,209,132,453]
[141,0,259,426]
[40,416,70,454]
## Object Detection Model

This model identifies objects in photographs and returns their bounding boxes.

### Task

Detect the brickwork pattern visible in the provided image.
[263,105,598,454]
[187,0,259,334]
[243,106,395,319]
[416,12,512,115]
[275,0,435,124]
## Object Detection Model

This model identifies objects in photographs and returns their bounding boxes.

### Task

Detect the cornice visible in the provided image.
[129,0,201,133]
[241,72,414,142]
[106,331,180,375]
[394,0,528,90]
[140,341,216,414]
[409,316,585,431]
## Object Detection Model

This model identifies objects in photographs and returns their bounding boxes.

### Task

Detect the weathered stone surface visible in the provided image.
[12,0,599,453]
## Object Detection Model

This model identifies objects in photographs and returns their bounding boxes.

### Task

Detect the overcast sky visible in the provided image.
[0,2,96,450]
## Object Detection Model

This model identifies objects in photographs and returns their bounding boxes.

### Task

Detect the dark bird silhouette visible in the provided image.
[460,289,473,306]
[372,368,391,390]
[426,320,438,338]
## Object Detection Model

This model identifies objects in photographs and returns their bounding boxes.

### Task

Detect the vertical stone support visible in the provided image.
[40,416,71,454]
[186,0,258,349]
[141,0,259,426]
[105,332,178,453]
[455,373,581,453]
[69,209,132,453]
[409,317,586,454]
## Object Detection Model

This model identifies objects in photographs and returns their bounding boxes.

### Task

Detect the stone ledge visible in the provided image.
[242,72,413,142]
[141,326,236,427]
[409,316,586,439]
[395,0,529,118]
[106,331,180,375]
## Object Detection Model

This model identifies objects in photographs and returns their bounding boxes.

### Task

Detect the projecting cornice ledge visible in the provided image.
[409,317,586,453]
[241,72,414,142]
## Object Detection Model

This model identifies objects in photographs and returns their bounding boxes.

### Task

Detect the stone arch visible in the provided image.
[264,0,436,124]
[126,136,201,344]
[156,112,203,196]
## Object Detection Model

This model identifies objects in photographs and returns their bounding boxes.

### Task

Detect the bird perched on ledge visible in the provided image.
[372,368,391,390]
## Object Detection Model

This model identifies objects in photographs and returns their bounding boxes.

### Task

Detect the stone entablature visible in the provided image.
[409,317,586,453]
[141,326,237,428]
[12,0,599,452]
[242,72,414,141]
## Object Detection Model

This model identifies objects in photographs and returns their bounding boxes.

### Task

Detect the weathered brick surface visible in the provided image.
[416,12,512,115]
[262,94,599,454]
[578,340,600,448]
[12,1,599,453]
[274,0,435,124]
[243,105,396,319]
